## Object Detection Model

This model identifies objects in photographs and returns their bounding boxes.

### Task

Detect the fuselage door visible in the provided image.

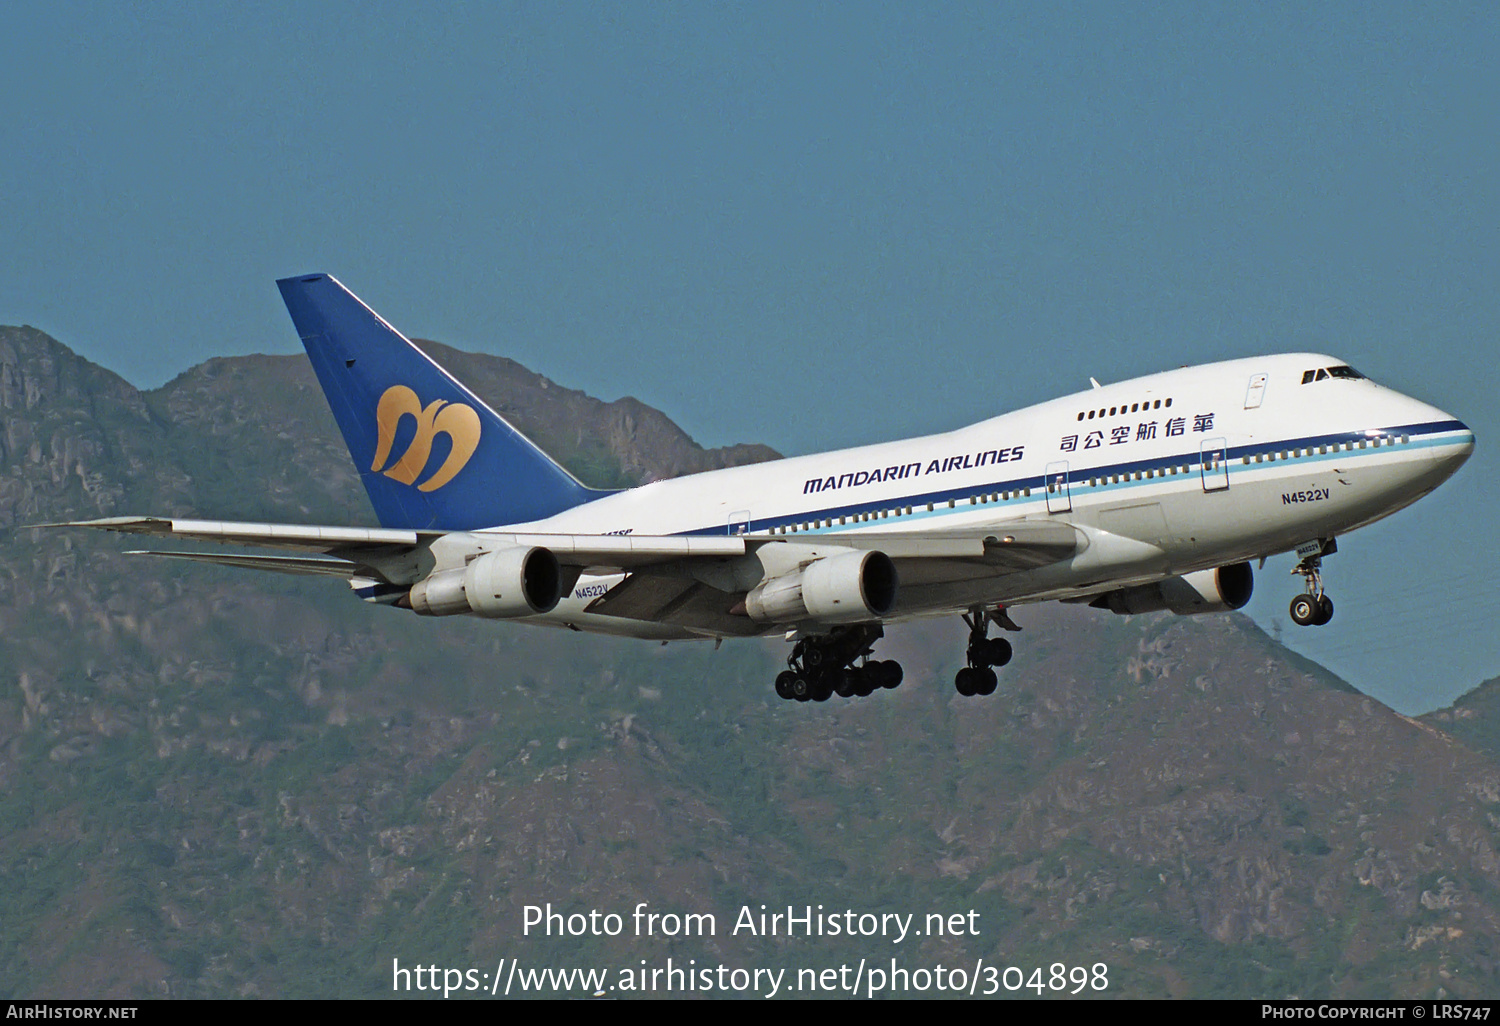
[1244,373,1268,409]
[1044,461,1072,513]
[728,510,751,535]
[1199,439,1229,492]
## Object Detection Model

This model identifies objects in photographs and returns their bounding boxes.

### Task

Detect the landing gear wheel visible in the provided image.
[775,625,900,702]
[958,608,1016,695]
[983,638,1012,667]
[1289,594,1319,626]
[775,671,797,700]
[1289,543,1336,629]
[876,660,903,689]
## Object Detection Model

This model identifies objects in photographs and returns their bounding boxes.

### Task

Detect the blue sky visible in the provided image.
[2,2,1496,713]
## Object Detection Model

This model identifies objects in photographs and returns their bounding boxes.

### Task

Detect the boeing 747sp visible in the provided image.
[55,276,1475,702]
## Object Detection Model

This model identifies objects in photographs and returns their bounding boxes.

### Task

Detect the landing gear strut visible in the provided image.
[773,624,902,703]
[954,608,1015,697]
[1289,539,1336,627]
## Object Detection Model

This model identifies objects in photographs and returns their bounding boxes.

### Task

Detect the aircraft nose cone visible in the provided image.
[1454,419,1476,456]
[1421,409,1474,479]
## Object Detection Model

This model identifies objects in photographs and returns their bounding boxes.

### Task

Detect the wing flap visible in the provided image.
[586,574,764,637]
[807,522,1084,570]
[126,550,363,578]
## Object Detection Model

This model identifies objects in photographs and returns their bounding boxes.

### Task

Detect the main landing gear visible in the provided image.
[954,608,1015,697]
[774,624,903,703]
[1289,539,1336,627]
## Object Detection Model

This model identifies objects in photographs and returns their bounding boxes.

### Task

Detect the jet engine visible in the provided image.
[1090,561,1253,616]
[407,546,563,618]
[745,550,898,625]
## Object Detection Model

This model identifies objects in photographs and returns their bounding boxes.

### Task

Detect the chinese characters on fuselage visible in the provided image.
[1059,413,1214,453]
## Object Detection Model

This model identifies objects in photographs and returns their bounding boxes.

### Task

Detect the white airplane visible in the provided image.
[57,275,1475,702]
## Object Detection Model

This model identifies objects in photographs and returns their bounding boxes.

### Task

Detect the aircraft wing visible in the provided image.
[580,521,1083,633]
[45,516,751,582]
[53,516,1077,562]
[48,517,1085,619]
[45,516,422,553]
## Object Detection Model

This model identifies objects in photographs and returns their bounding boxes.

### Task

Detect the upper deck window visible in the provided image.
[1074,396,1174,421]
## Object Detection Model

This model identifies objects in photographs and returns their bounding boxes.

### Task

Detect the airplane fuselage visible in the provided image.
[497,353,1471,638]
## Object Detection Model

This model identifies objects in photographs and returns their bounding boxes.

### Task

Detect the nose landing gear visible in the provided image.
[954,608,1016,696]
[1289,539,1336,627]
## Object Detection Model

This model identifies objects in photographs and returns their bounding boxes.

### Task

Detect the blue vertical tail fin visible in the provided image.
[277,274,598,530]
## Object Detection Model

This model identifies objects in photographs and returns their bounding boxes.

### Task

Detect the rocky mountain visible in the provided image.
[3,326,1500,999]
[1423,677,1500,763]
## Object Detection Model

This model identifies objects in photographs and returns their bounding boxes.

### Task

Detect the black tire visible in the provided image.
[811,678,834,702]
[833,668,858,698]
[1313,594,1334,626]
[985,638,1013,667]
[774,671,797,700]
[878,660,904,689]
[1289,594,1319,626]
[855,667,878,698]
[955,667,978,696]
[790,674,812,700]
[975,667,998,696]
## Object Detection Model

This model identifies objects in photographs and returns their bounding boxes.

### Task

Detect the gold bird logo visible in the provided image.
[370,385,482,492]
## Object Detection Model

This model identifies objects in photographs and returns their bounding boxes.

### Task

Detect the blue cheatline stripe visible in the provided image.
[676,419,1470,538]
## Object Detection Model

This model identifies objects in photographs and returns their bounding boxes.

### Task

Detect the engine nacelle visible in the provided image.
[745,550,898,625]
[408,546,562,618]
[1091,561,1253,616]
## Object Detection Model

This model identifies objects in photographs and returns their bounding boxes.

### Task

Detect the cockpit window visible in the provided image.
[1302,365,1367,384]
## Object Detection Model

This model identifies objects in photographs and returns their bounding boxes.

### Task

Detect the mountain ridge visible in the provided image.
[2,324,1499,999]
